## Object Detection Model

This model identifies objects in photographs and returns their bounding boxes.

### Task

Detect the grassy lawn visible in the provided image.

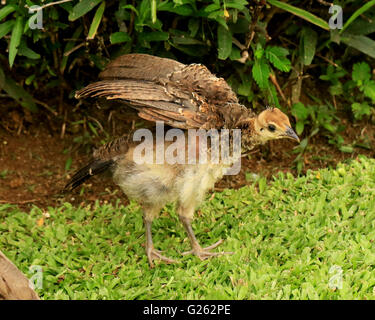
[1,156,375,300]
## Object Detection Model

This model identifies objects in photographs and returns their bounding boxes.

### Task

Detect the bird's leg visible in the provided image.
[143,215,177,268]
[178,212,233,261]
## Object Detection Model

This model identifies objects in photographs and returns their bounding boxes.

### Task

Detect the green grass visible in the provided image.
[1,156,375,300]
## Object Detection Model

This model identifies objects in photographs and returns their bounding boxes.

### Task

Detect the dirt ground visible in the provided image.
[0,104,374,211]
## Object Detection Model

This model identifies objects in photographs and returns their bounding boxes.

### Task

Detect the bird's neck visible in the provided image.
[237,117,264,152]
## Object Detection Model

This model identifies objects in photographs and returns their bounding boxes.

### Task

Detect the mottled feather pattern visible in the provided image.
[99,53,185,82]
[75,54,246,130]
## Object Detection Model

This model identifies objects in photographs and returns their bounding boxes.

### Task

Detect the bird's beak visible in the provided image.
[285,126,300,142]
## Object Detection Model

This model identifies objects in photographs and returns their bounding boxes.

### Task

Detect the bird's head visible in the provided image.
[253,107,299,143]
[237,107,299,150]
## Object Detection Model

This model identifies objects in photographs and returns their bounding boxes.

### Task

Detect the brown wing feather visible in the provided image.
[76,80,173,102]
[76,54,246,129]
[99,53,185,82]
[169,64,238,105]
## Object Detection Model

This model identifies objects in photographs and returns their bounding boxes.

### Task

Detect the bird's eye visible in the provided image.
[268,124,276,132]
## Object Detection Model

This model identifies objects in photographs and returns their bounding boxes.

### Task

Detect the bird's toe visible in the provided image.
[147,247,178,268]
[182,239,233,260]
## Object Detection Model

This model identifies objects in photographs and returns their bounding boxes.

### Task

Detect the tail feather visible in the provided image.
[64,159,114,192]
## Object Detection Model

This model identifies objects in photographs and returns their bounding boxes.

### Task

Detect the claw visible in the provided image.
[182,239,234,261]
[147,246,178,268]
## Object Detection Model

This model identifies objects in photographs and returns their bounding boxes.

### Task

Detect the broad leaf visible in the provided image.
[352,62,371,83]
[158,2,194,16]
[267,0,329,30]
[18,41,40,59]
[340,33,375,59]
[292,102,310,121]
[265,46,291,72]
[110,31,131,44]
[252,58,270,89]
[300,27,317,66]
[364,81,375,102]
[69,0,102,21]
[87,1,106,40]
[0,4,16,21]
[9,16,23,67]
[346,13,375,36]
[351,102,371,120]
[0,66,38,112]
[217,24,232,60]
[0,20,14,39]
[138,31,169,42]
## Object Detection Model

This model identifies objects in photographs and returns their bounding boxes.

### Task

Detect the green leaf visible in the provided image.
[65,157,73,171]
[351,102,371,120]
[0,4,16,21]
[0,65,38,112]
[352,62,371,83]
[340,0,375,34]
[151,0,157,23]
[138,31,168,42]
[340,33,375,59]
[258,176,267,194]
[265,46,291,72]
[202,3,221,14]
[9,16,23,68]
[122,4,139,15]
[169,43,208,57]
[267,0,329,30]
[254,43,264,59]
[0,20,14,39]
[267,81,281,108]
[292,102,310,121]
[229,46,241,61]
[339,145,354,153]
[329,83,343,96]
[207,10,228,30]
[229,17,250,34]
[296,121,304,135]
[171,36,205,45]
[346,15,375,36]
[158,2,193,16]
[188,18,199,37]
[87,1,105,40]
[300,27,317,65]
[252,58,270,89]
[364,81,375,102]
[110,31,131,44]
[18,41,40,59]
[25,74,35,86]
[225,0,248,10]
[237,74,252,96]
[217,24,232,60]
[323,123,336,133]
[69,0,102,21]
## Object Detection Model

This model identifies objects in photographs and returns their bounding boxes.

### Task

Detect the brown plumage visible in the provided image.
[67,54,299,267]
[75,53,248,130]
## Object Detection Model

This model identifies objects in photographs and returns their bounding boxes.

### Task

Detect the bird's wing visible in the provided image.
[75,54,241,129]
[98,53,185,82]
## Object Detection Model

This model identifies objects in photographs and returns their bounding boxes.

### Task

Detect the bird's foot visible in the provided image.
[182,239,234,261]
[147,246,177,268]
